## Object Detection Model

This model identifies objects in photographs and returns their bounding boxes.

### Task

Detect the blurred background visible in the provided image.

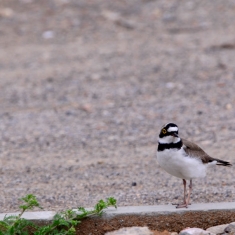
[0,0,235,212]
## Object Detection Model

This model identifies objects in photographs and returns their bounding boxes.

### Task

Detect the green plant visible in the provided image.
[35,197,117,235]
[0,195,117,235]
[0,194,42,235]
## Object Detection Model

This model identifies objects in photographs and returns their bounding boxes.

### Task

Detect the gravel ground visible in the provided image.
[0,0,235,213]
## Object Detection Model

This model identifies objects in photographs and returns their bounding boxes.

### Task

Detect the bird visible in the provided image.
[157,123,232,208]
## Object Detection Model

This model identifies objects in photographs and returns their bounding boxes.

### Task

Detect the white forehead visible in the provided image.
[167,126,178,132]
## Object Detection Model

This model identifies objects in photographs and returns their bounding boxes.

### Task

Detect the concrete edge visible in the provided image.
[102,201,235,217]
[0,211,56,221]
[1,202,235,221]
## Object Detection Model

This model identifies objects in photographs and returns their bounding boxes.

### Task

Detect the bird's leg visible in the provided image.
[183,179,187,204]
[176,179,192,208]
[186,179,192,205]
[172,179,187,206]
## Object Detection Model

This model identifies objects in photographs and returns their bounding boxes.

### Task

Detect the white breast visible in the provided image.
[157,148,207,180]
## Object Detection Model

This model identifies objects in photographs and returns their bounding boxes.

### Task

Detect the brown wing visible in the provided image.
[182,138,231,166]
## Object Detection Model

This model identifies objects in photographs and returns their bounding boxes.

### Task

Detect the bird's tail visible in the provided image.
[215,159,232,166]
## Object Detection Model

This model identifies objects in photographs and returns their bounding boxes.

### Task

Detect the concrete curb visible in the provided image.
[102,202,235,216]
[0,211,55,221]
[1,202,235,233]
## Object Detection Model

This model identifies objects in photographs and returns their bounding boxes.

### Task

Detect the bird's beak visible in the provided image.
[171,133,178,138]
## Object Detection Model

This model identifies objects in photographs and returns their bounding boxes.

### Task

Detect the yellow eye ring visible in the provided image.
[162,129,167,134]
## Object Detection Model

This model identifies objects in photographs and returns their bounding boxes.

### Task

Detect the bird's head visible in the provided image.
[158,123,180,144]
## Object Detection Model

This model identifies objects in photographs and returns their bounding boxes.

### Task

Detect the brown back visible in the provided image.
[182,138,217,164]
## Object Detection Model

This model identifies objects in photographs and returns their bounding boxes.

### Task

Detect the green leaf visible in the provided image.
[107,197,117,208]
[19,194,42,211]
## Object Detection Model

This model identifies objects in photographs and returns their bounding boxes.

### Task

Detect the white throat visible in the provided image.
[158,136,181,144]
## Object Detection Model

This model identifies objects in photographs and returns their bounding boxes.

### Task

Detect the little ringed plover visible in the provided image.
[157,123,232,208]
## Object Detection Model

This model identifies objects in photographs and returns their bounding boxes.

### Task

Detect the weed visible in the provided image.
[0,195,117,235]
[0,194,41,235]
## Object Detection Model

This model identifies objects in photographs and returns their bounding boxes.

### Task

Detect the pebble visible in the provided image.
[179,222,235,235]
[179,228,212,235]
[225,103,232,110]
[42,30,55,39]
[107,223,235,235]
[0,8,14,18]
[102,10,135,29]
[206,224,228,234]
[105,226,153,235]
[79,104,92,113]
[224,223,235,234]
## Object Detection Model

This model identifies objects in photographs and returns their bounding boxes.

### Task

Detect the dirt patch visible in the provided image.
[75,211,235,234]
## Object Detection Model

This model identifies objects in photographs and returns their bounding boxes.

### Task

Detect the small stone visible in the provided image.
[91,73,101,80]
[224,223,235,234]
[42,30,54,39]
[47,77,54,83]
[105,226,153,235]
[217,63,226,70]
[80,104,92,113]
[25,167,31,173]
[0,8,14,18]
[162,13,176,22]
[65,111,72,116]
[206,224,228,234]
[153,66,161,73]
[132,182,137,186]
[225,103,232,110]
[108,135,118,141]
[115,19,135,30]
[179,228,213,235]
[102,10,135,29]
[102,10,120,22]
[166,82,175,89]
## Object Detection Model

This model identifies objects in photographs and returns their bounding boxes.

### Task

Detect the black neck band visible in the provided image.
[158,140,182,151]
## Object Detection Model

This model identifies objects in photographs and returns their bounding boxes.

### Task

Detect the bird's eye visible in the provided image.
[162,129,167,134]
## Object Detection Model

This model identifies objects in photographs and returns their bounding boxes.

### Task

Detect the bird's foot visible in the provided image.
[172,202,191,206]
[175,203,188,208]
[172,202,191,208]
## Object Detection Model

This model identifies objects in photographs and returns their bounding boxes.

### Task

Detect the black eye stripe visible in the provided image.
[159,131,177,138]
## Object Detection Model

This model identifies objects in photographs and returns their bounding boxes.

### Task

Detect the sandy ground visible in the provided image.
[0,0,235,212]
